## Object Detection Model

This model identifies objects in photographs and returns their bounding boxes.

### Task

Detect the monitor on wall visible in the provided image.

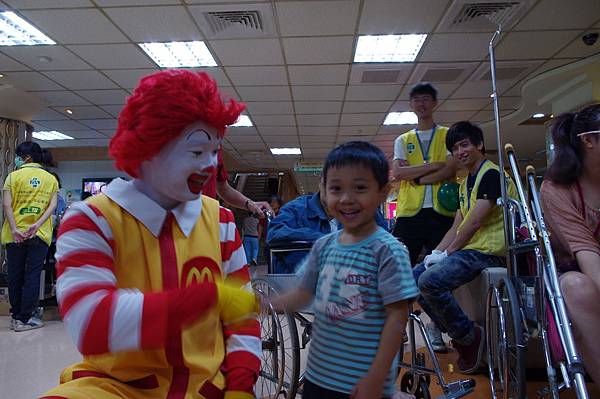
[82,178,113,196]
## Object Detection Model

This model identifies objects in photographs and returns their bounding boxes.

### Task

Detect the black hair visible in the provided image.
[546,103,600,185]
[81,191,93,200]
[50,172,62,189]
[41,148,55,168]
[15,141,43,163]
[446,121,485,154]
[323,141,389,189]
[409,82,438,101]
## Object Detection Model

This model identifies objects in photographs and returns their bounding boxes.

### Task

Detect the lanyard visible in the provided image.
[414,125,436,162]
[575,180,600,238]
[466,160,489,210]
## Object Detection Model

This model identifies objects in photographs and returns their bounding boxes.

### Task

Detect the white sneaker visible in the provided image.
[14,317,44,332]
[9,318,18,331]
[425,323,448,353]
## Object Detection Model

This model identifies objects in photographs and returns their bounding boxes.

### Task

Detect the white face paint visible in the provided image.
[136,120,220,209]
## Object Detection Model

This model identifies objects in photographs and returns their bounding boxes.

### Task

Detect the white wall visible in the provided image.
[53,160,128,204]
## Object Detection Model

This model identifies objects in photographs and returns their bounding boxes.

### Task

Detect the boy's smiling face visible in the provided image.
[137,120,220,208]
[324,164,388,237]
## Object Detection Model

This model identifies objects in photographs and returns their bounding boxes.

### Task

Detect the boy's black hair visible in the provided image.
[409,82,438,101]
[15,141,43,163]
[323,141,389,189]
[446,121,486,153]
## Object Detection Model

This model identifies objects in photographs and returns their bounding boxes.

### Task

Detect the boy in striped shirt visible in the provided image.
[274,141,418,399]
[42,70,260,399]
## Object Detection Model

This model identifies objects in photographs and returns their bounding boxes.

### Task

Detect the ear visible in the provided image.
[581,134,596,149]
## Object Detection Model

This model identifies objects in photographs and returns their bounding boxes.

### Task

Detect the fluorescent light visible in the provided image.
[354,34,427,63]
[230,115,253,127]
[383,112,418,125]
[33,131,74,140]
[270,148,301,155]
[0,11,55,46]
[139,41,217,68]
[65,108,73,115]
[532,113,546,119]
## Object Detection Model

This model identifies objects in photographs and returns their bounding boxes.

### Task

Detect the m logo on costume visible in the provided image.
[407,143,415,154]
[29,177,41,188]
[182,256,222,287]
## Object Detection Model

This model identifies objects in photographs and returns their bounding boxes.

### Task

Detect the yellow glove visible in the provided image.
[216,283,258,325]
[224,391,255,399]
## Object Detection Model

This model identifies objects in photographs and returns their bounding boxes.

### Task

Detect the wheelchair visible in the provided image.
[483,143,590,399]
[253,230,477,398]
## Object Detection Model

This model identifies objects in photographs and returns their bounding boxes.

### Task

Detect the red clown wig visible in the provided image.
[109,69,245,178]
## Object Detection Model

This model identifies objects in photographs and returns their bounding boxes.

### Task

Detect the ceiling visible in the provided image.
[1,0,599,177]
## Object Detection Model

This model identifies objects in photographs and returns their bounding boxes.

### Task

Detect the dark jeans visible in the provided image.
[413,249,504,341]
[393,208,453,265]
[6,237,49,322]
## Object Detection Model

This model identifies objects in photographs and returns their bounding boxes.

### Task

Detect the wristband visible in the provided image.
[245,199,251,210]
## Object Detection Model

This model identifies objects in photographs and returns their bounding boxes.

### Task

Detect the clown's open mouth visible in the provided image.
[187,173,208,194]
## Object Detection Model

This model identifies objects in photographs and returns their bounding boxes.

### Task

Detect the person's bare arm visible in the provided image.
[418,156,459,185]
[575,251,600,292]
[435,210,463,252]
[392,159,444,181]
[25,192,58,238]
[445,199,494,254]
[216,180,274,216]
[2,190,26,243]
[270,288,313,314]
[351,302,409,399]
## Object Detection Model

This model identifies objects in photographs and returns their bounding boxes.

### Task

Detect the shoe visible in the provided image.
[426,323,448,353]
[33,306,44,320]
[452,325,485,374]
[249,259,258,267]
[9,318,18,331]
[14,317,44,332]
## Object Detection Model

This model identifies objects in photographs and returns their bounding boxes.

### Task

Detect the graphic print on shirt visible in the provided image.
[181,256,222,286]
[317,263,371,323]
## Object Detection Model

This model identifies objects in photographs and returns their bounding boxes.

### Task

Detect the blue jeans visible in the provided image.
[243,236,259,263]
[6,237,49,322]
[413,249,504,341]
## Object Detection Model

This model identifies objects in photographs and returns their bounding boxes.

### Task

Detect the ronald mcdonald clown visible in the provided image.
[41,70,261,399]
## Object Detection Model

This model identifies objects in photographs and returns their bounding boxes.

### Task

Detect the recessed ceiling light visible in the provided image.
[65,108,73,115]
[383,112,418,125]
[270,148,301,155]
[0,11,55,46]
[532,113,546,119]
[230,115,252,127]
[139,41,217,68]
[354,34,427,63]
[0,73,4,78]
[33,131,74,140]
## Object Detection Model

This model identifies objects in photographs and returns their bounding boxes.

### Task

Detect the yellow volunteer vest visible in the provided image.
[1,163,58,245]
[395,125,454,217]
[458,160,517,256]
[66,193,226,395]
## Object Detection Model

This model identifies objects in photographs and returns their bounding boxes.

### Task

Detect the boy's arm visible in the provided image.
[218,207,261,399]
[445,199,494,254]
[435,210,463,251]
[392,159,444,181]
[271,288,313,313]
[352,302,409,399]
[55,202,237,356]
[417,155,459,185]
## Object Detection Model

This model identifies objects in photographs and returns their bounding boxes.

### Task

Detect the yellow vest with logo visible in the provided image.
[64,194,226,394]
[1,163,58,245]
[395,126,454,217]
[458,160,517,256]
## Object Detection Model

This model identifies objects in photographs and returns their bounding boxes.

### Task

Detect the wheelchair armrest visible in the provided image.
[269,241,314,251]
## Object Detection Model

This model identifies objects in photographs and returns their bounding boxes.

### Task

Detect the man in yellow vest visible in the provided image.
[392,83,458,265]
[413,121,515,374]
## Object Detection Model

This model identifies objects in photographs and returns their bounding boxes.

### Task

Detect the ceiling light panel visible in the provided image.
[383,112,418,125]
[354,34,427,63]
[270,148,301,155]
[33,131,74,140]
[230,115,253,127]
[0,11,55,46]
[139,41,217,68]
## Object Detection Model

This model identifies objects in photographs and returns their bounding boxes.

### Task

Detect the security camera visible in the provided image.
[582,33,599,46]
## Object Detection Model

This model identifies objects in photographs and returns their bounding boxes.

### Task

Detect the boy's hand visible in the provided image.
[216,283,258,325]
[350,374,384,399]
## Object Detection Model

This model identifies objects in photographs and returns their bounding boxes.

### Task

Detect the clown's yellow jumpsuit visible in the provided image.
[41,179,260,399]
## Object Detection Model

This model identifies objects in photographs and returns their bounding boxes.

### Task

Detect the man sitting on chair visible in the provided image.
[413,121,515,374]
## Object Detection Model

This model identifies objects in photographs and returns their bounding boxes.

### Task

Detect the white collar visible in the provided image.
[103,178,203,238]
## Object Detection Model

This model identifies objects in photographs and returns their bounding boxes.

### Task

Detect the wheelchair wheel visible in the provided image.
[486,277,526,399]
[253,278,301,398]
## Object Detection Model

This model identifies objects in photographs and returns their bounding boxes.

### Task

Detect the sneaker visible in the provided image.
[249,259,258,268]
[452,325,485,374]
[14,317,44,332]
[33,306,44,320]
[426,323,448,353]
[9,318,18,331]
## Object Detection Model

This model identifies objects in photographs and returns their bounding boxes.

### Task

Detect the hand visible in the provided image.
[351,374,383,399]
[424,249,447,268]
[11,227,27,243]
[248,200,273,218]
[24,222,41,239]
[217,282,259,325]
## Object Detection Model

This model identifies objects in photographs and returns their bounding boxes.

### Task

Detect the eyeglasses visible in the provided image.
[577,130,600,137]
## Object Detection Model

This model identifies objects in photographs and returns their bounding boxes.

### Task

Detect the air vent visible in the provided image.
[205,11,264,34]
[361,70,401,84]
[421,68,465,82]
[437,0,535,32]
[190,4,277,39]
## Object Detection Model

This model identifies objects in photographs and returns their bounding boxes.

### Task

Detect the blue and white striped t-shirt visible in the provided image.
[299,227,418,396]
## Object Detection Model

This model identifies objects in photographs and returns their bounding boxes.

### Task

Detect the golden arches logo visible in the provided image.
[185,267,214,286]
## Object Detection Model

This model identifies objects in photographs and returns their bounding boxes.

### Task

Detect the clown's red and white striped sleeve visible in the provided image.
[54,202,260,394]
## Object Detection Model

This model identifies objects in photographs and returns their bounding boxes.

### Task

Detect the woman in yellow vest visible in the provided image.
[412,121,516,375]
